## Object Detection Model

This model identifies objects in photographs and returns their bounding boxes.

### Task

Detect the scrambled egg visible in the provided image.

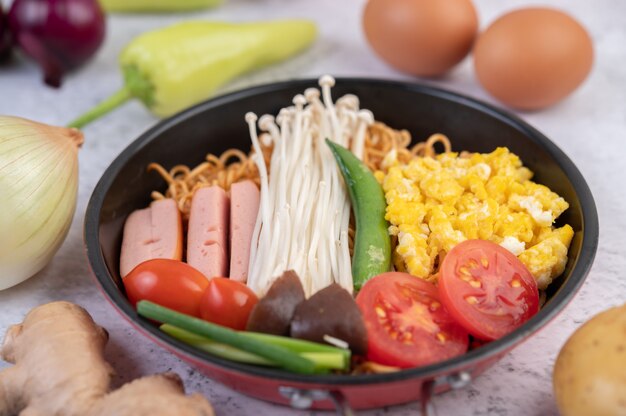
[378,147,573,289]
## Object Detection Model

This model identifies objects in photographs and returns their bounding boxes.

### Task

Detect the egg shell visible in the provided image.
[473,7,593,110]
[363,0,478,77]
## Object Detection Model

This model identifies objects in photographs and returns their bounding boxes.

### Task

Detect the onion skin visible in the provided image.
[0,116,82,290]
[8,0,106,87]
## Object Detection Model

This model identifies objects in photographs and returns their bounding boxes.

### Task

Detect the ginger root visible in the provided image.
[0,301,214,416]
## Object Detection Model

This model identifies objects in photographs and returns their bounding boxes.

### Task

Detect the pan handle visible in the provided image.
[279,386,355,416]
[420,370,473,416]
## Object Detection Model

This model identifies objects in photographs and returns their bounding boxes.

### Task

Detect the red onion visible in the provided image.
[0,4,11,61]
[8,0,106,87]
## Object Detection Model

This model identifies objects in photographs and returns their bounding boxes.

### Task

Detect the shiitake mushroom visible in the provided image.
[245,270,305,335]
[290,283,367,355]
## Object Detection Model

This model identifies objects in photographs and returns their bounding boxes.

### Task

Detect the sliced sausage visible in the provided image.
[187,186,229,280]
[229,180,260,283]
[120,199,183,277]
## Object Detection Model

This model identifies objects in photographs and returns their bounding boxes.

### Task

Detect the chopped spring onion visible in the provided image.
[137,301,316,374]
[161,324,274,366]
[244,331,351,365]
[161,324,349,371]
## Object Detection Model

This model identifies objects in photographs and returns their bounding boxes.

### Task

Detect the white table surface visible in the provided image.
[1,0,625,415]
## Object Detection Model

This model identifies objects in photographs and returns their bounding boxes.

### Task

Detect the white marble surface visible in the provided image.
[1,0,625,415]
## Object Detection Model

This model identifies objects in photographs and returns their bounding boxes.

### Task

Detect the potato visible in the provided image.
[553,303,626,416]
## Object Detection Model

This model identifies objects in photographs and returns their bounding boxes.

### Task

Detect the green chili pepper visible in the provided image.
[99,0,222,13]
[68,20,317,128]
[326,139,391,290]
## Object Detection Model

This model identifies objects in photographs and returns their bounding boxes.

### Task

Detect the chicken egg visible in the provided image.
[363,0,478,77]
[473,8,593,110]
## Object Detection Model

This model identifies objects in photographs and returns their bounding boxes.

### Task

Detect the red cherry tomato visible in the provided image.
[439,239,540,341]
[200,277,259,330]
[356,272,468,368]
[123,259,209,317]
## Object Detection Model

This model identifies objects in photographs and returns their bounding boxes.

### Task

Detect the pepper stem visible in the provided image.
[67,87,132,129]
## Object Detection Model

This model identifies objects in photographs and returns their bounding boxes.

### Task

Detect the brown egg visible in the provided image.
[473,8,593,110]
[363,0,478,77]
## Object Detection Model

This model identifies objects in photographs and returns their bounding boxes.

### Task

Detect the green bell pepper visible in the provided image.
[68,20,317,128]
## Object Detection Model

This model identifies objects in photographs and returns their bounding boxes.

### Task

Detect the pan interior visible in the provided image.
[87,78,596,385]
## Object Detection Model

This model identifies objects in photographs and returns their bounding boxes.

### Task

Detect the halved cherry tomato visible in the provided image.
[356,272,468,368]
[123,259,209,317]
[200,277,259,330]
[439,239,539,341]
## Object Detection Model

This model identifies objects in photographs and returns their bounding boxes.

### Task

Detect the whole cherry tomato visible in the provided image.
[200,277,258,330]
[123,259,209,317]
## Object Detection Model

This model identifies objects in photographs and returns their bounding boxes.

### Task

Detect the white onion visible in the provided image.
[0,116,82,290]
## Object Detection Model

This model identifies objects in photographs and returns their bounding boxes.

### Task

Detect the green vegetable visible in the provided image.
[137,301,316,374]
[68,20,317,128]
[161,324,273,366]
[161,324,347,371]
[299,352,345,371]
[100,0,222,13]
[326,139,391,290]
[243,331,351,365]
